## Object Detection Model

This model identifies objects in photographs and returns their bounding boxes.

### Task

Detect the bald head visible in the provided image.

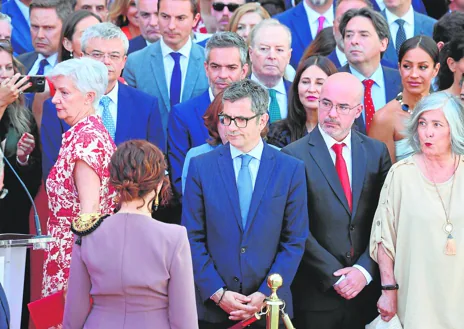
[323,73,363,102]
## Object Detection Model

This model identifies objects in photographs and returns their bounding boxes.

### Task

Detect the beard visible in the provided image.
[309,0,329,6]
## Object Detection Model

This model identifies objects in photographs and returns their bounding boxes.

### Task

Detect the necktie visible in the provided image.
[237,154,253,228]
[317,16,325,35]
[362,79,375,133]
[170,52,182,107]
[395,19,406,56]
[36,59,49,75]
[332,143,352,212]
[100,96,116,140]
[268,89,281,123]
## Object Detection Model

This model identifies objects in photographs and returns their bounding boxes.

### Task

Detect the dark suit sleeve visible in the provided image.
[40,100,63,184]
[356,143,392,276]
[147,97,166,153]
[181,158,226,302]
[258,160,309,295]
[167,105,189,198]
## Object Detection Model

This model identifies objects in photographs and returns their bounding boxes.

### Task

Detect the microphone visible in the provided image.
[0,147,43,237]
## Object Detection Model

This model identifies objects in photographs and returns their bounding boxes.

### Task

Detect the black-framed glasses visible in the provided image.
[218,113,260,128]
[319,99,360,115]
[212,2,240,12]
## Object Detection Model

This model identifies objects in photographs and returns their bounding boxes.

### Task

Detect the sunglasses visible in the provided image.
[212,2,240,12]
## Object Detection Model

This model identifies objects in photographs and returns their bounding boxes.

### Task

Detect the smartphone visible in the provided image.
[19,75,46,93]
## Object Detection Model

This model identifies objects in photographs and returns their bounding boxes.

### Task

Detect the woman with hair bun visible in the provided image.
[64,140,198,329]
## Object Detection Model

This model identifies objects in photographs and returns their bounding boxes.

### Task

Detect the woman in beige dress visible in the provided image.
[370,91,464,329]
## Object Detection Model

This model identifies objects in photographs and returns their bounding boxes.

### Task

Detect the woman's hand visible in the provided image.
[377,290,397,322]
[16,132,35,164]
[0,73,30,108]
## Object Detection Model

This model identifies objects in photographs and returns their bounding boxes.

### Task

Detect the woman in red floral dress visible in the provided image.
[42,58,117,298]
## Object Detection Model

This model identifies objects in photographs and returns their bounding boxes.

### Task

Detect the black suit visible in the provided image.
[281,127,392,329]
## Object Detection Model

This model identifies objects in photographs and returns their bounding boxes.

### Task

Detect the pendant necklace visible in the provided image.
[396,92,412,114]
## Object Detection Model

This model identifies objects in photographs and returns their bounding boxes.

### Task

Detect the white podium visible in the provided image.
[0,234,54,329]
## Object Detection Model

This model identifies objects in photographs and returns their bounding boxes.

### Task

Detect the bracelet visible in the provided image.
[216,288,228,306]
[381,284,399,290]
[16,154,30,166]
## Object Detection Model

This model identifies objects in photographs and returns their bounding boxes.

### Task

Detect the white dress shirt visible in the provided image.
[335,47,348,67]
[385,5,415,48]
[303,1,334,39]
[14,0,30,25]
[28,53,58,76]
[250,74,288,120]
[230,139,264,190]
[318,125,373,285]
[208,87,215,102]
[159,37,192,100]
[96,81,119,129]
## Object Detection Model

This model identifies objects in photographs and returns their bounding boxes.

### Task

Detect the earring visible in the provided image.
[153,194,159,211]
[70,52,73,58]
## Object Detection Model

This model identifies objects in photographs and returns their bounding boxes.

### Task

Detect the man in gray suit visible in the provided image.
[123,0,209,139]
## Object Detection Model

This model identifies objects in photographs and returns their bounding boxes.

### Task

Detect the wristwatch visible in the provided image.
[381,284,399,290]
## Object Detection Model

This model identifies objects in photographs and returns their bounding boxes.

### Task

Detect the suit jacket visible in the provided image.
[167,89,211,197]
[281,128,391,313]
[381,10,436,65]
[182,142,309,323]
[40,82,165,183]
[0,282,9,329]
[16,51,38,74]
[64,213,198,329]
[127,35,147,55]
[2,0,33,55]
[123,40,209,138]
[370,0,428,15]
[338,64,402,134]
[327,49,398,69]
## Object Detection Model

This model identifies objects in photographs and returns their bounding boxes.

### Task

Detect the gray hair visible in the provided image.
[0,13,12,31]
[205,32,248,67]
[30,0,73,23]
[49,57,109,108]
[223,79,269,116]
[249,18,292,49]
[405,92,464,155]
[81,22,129,55]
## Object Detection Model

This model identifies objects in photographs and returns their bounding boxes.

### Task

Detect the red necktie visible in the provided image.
[362,79,375,134]
[332,143,352,212]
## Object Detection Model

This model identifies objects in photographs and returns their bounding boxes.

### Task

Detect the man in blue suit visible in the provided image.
[167,32,248,198]
[275,0,335,68]
[41,23,165,182]
[123,0,209,140]
[338,8,402,134]
[183,79,308,329]
[127,0,160,55]
[370,0,427,14]
[1,0,33,55]
[381,0,436,65]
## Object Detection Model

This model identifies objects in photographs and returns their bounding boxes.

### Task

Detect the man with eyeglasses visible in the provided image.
[40,22,165,183]
[282,72,392,329]
[183,79,308,329]
[210,0,244,32]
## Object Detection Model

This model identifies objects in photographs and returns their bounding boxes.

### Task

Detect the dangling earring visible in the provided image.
[153,194,159,211]
[70,52,73,58]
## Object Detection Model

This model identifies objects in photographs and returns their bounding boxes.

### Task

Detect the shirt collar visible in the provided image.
[318,124,352,151]
[208,87,214,102]
[250,73,286,94]
[104,81,119,103]
[230,139,264,161]
[349,64,385,88]
[303,1,334,23]
[385,5,414,26]
[160,37,192,59]
[38,53,58,71]
[335,47,347,66]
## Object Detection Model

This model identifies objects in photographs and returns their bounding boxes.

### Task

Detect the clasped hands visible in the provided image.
[333,267,367,300]
[213,290,266,321]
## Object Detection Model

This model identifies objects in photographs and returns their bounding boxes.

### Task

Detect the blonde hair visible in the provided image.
[227,3,270,37]
[108,0,132,26]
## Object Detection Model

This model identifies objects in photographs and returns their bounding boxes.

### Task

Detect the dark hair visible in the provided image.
[339,7,390,57]
[437,33,464,91]
[30,0,73,24]
[110,140,171,209]
[285,56,338,142]
[300,27,336,65]
[158,0,198,16]
[204,91,224,146]
[59,10,102,62]
[433,11,464,44]
[398,35,439,65]
[335,0,373,9]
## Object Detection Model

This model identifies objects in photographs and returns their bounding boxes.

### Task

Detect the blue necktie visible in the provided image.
[100,96,116,140]
[170,52,182,107]
[237,154,253,228]
[395,19,406,56]
[36,59,49,75]
[268,89,281,123]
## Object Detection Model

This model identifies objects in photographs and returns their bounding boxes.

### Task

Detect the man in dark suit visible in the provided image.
[282,72,392,329]
[1,0,32,55]
[127,0,160,55]
[381,0,436,65]
[41,22,165,182]
[275,0,334,68]
[338,7,402,134]
[16,0,72,74]
[73,0,109,21]
[370,0,427,14]
[183,79,308,329]
[167,31,248,198]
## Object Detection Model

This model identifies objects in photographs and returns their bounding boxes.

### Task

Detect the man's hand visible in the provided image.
[377,290,397,322]
[333,267,367,300]
[214,290,255,318]
[229,291,265,321]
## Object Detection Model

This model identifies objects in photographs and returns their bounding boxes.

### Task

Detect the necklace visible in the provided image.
[395,92,412,114]
[423,155,460,255]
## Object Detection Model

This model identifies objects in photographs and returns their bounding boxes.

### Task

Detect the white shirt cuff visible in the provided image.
[353,264,373,285]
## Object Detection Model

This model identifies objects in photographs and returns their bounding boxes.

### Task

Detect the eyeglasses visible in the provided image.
[212,2,240,12]
[218,113,260,128]
[319,99,360,115]
[84,51,124,62]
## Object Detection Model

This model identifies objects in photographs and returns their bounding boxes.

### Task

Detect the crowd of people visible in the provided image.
[0,0,463,328]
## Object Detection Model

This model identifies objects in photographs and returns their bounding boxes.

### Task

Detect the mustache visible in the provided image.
[323,118,340,126]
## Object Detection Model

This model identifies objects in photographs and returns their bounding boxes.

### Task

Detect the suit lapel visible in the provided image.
[350,132,366,219]
[293,4,313,50]
[194,91,212,140]
[182,44,203,102]
[413,11,424,35]
[371,0,381,11]
[217,144,243,232]
[150,43,170,112]
[114,83,131,145]
[383,67,400,102]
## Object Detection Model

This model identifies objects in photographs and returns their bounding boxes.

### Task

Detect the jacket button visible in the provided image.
[234,277,239,282]
[346,252,351,258]
[241,247,246,253]
[350,225,355,231]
